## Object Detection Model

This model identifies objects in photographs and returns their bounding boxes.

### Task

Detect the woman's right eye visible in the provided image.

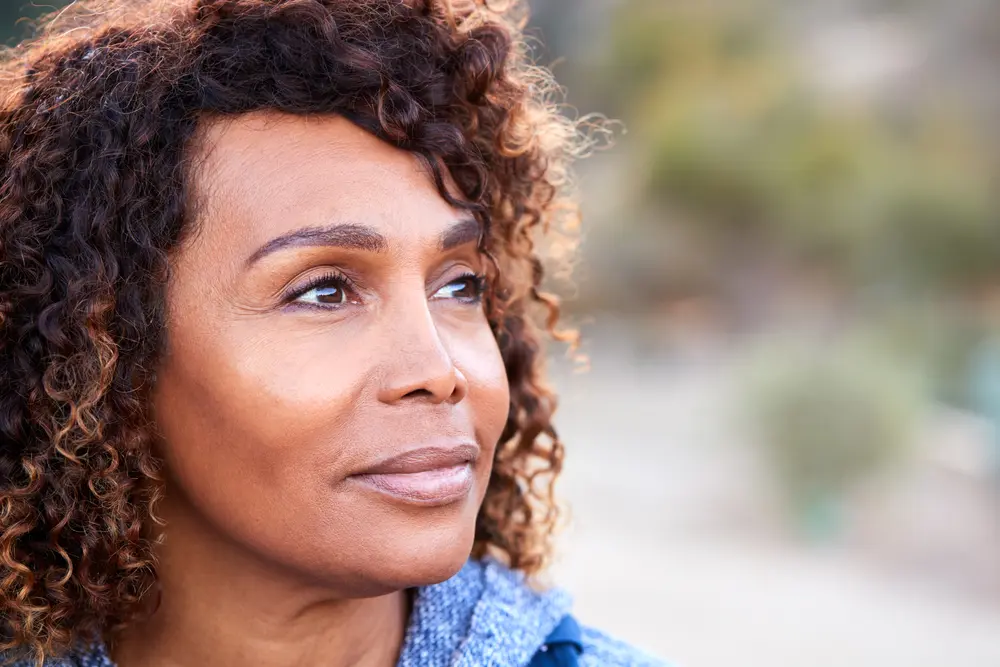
[288,273,354,307]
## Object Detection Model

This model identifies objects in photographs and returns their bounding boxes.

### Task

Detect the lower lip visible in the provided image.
[350,463,474,506]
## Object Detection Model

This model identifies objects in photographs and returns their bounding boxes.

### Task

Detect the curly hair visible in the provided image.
[0,0,596,661]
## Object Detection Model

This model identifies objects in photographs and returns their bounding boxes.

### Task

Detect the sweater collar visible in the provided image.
[398,558,572,667]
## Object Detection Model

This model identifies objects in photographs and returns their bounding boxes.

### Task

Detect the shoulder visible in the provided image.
[463,559,672,667]
[578,625,673,667]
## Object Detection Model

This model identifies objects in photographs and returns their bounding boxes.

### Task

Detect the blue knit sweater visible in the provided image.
[9,559,666,666]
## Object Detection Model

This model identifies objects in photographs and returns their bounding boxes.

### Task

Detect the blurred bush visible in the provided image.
[566,0,1000,411]
[603,0,999,289]
[742,335,923,538]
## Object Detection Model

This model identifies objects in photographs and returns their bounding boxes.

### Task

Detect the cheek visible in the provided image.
[458,327,511,447]
[150,317,368,528]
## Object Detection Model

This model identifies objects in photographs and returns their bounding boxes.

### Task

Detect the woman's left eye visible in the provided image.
[433,274,486,302]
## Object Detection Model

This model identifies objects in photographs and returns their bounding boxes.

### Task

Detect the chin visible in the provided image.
[302,508,481,599]
[371,519,479,591]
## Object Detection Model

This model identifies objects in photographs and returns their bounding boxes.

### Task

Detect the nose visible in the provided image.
[376,297,468,405]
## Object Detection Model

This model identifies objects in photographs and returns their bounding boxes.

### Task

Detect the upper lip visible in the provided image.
[354,443,480,476]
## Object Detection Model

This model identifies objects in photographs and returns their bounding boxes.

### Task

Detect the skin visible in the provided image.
[111,111,510,667]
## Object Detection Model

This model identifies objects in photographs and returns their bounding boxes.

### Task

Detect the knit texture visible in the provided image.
[5,559,667,666]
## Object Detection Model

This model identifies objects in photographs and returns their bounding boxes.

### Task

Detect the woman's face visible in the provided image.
[150,112,509,595]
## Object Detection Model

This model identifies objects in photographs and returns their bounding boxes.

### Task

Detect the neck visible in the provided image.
[111,495,409,667]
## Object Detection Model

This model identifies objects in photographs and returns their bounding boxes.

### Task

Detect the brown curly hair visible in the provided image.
[0,0,597,661]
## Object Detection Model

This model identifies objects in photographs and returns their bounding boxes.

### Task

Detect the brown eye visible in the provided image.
[433,274,486,303]
[304,284,346,304]
[289,272,353,307]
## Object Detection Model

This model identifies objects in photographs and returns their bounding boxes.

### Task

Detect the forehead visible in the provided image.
[190,111,462,250]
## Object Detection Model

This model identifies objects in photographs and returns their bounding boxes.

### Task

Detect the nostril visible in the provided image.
[402,388,435,400]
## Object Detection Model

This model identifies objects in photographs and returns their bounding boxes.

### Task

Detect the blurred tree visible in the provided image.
[604,0,1000,295]
[581,0,1000,408]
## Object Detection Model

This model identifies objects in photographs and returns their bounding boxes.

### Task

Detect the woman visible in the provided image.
[0,1,664,665]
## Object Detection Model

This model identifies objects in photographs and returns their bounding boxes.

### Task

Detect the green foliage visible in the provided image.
[597,0,1000,420]
[0,2,72,45]
[742,336,922,509]
[605,0,1000,294]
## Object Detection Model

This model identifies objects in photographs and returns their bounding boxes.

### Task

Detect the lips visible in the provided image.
[357,444,479,475]
[348,443,480,506]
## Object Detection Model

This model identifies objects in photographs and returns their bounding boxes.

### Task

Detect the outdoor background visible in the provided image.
[4,2,1000,666]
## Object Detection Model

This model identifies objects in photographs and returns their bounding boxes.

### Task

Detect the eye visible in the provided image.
[288,272,355,307]
[433,273,486,303]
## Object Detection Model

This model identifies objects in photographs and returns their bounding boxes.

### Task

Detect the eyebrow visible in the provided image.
[438,216,483,252]
[245,216,483,267]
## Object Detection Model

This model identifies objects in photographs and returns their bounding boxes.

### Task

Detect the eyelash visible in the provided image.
[285,270,355,305]
[445,272,488,303]
[283,271,488,308]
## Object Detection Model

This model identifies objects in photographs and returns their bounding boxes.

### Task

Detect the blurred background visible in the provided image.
[5,1,1000,665]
